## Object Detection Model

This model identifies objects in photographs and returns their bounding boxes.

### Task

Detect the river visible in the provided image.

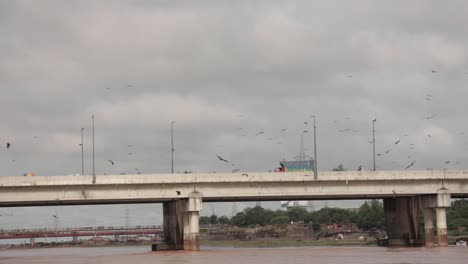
[0,246,467,264]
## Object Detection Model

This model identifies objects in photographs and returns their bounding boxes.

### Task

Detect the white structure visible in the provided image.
[1,170,467,250]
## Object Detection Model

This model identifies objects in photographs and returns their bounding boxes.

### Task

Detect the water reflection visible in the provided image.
[0,246,467,264]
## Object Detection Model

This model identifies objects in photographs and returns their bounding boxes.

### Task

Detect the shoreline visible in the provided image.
[2,236,466,250]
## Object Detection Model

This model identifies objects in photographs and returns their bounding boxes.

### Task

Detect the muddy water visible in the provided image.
[0,246,467,264]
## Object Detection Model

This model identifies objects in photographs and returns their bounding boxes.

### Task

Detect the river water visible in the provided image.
[0,246,467,264]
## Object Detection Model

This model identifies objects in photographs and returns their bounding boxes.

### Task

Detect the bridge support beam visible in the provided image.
[160,192,202,251]
[178,192,202,251]
[422,207,435,247]
[436,188,450,247]
[383,197,423,246]
[162,200,183,250]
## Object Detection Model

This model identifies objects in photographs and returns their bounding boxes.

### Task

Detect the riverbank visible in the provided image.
[201,239,373,248]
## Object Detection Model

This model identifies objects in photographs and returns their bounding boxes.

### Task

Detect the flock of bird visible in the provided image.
[3,70,467,174]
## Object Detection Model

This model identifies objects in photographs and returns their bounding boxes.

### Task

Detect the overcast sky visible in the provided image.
[1,0,468,177]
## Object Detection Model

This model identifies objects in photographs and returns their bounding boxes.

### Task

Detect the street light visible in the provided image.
[92,115,96,183]
[311,115,318,179]
[80,128,85,176]
[372,118,376,171]
[171,121,175,174]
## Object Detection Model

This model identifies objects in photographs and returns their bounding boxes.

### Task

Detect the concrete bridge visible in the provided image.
[1,170,468,250]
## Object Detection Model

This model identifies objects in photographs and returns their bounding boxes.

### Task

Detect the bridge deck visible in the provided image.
[1,171,467,206]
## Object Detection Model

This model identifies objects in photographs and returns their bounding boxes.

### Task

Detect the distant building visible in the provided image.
[275,159,314,172]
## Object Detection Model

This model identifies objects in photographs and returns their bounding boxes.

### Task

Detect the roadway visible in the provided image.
[0,170,467,207]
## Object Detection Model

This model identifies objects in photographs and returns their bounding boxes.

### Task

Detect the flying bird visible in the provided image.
[216,155,229,163]
[255,131,264,136]
[347,75,352,78]
[405,161,416,169]
[444,161,451,164]
[426,134,432,138]
[232,169,240,173]
[6,142,10,149]
[52,215,58,218]
[108,160,115,165]
[377,153,382,156]
[280,129,287,132]
[304,121,308,125]
[394,140,400,144]
[385,149,391,154]
[423,113,438,120]
[431,70,437,73]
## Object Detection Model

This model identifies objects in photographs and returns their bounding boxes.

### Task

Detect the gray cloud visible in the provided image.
[1,0,468,178]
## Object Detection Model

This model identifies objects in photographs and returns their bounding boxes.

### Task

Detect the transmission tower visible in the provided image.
[296,132,308,161]
[231,202,238,217]
[125,205,129,228]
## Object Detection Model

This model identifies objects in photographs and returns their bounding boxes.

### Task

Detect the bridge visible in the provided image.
[1,170,467,250]
[0,227,163,245]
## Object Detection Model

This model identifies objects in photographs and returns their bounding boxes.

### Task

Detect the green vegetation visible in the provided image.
[332,164,346,171]
[202,199,467,233]
[447,199,468,234]
[203,200,385,230]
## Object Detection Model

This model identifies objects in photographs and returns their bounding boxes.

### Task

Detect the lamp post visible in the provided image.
[92,115,96,183]
[80,128,84,176]
[171,121,175,174]
[312,115,318,179]
[372,118,376,171]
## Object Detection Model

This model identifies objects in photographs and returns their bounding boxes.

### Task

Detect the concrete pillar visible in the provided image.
[178,192,202,251]
[384,197,422,246]
[436,207,448,246]
[162,201,183,250]
[181,211,200,251]
[30,237,35,246]
[423,208,435,247]
[158,192,202,251]
[436,188,451,247]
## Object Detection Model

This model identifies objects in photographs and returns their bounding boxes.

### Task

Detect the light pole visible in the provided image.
[92,115,96,183]
[312,115,318,179]
[80,128,85,176]
[171,121,175,174]
[372,118,376,171]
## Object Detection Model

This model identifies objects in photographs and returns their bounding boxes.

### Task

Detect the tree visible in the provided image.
[287,206,309,222]
[200,216,211,225]
[218,216,231,225]
[312,207,354,224]
[209,214,219,225]
[332,164,346,171]
[271,215,290,225]
[447,199,468,230]
[355,200,384,230]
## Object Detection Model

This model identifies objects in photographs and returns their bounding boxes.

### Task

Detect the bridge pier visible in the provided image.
[160,192,202,251]
[383,197,423,246]
[422,207,435,247]
[436,188,450,246]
